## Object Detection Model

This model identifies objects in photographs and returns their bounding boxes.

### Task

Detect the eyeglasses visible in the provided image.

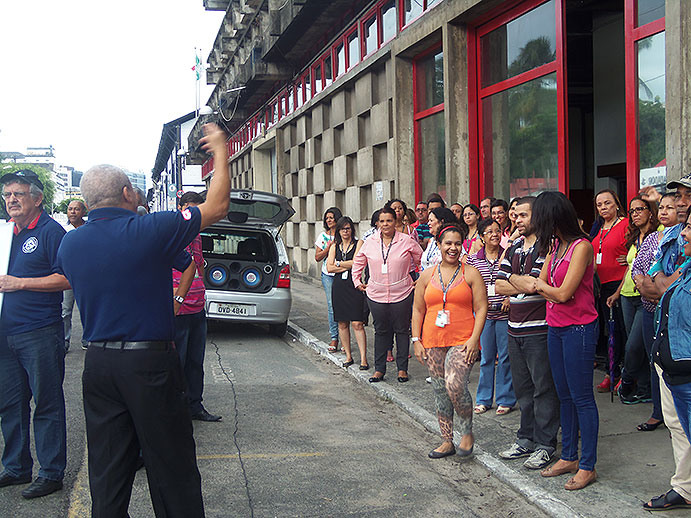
[483,229,502,236]
[1,191,29,200]
[629,206,649,215]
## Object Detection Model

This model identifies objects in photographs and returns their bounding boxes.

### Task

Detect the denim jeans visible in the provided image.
[642,309,663,421]
[548,321,599,471]
[667,381,691,446]
[620,295,650,395]
[507,334,560,454]
[476,319,516,408]
[321,273,338,341]
[174,309,208,415]
[0,323,67,481]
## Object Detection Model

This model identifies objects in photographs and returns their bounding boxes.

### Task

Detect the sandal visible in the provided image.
[637,419,664,432]
[644,489,691,511]
[496,405,513,416]
[359,363,370,370]
[343,359,354,368]
[474,404,490,414]
[327,340,338,353]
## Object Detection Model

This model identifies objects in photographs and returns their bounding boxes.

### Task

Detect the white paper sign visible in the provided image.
[374,181,384,201]
[0,222,15,313]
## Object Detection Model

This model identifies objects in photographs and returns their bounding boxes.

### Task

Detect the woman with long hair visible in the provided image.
[421,207,458,271]
[327,216,369,370]
[632,193,679,432]
[315,207,343,352]
[593,189,629,392]
[533,191,599,491]
[462,204,481,254]
[385,199,419,242]
[352,207,423,383]
[606,196,659,406]
[412,225,487,459]
[467,219,515,416]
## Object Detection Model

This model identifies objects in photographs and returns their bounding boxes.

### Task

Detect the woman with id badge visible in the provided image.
[467,219,515,416]
[533,191,599,491]
[411,225,488,459]
[351,207,423,383]
[327,217,369,370]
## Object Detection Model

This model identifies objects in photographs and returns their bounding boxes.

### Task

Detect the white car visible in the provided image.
[201,190,294,336]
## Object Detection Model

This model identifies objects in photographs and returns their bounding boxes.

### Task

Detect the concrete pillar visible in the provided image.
[666,0,691,181]
[392,54,415,205]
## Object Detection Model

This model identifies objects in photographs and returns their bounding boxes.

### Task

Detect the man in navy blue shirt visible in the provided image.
[57,124,230,518]
[0,169,70,499]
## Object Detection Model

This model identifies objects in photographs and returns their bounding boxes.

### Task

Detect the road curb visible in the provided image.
[287,320,580,518]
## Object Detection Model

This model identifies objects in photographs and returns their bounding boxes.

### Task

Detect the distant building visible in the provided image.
[125,171,147,191]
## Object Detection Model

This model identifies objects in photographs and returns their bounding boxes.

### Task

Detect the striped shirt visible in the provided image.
[497,237,547,336]
[172,234,206,315]
[467,247,508,321]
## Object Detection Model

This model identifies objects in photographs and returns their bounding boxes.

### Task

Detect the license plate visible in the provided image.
[212,303,256,316]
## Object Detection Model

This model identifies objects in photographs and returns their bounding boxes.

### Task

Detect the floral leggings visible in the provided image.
[426,346,474,441]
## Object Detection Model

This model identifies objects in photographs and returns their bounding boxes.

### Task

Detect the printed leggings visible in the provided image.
[426,346,474,441]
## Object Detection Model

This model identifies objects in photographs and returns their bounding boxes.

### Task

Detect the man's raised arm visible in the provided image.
[197,123,231,230]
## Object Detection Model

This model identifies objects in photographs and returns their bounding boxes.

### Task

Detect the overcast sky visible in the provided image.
[0,1,224,180]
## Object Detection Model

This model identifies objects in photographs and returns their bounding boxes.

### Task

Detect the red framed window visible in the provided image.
[324,53,334,88]
[362,12,378,58]
[334,40,346,77]
[381,0,397,44]
[413,44,445,201]
[312,63,323,95]
[625,0,665,202]
[346,27,360,70]
[468,0,567,203]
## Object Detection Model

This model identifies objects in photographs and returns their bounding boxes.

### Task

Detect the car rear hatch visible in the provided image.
[227,190,295,227]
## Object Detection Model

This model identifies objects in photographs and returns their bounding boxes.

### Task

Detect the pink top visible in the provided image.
[172,234,206,315]
[352,231,423,303]
[545,238,598,327]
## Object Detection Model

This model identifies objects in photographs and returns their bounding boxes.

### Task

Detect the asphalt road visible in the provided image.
[1,319,546,517]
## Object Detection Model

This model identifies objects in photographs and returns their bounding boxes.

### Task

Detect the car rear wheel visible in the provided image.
[269,321,288,337]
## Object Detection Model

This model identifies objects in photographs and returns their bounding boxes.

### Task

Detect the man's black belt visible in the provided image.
[87,341,173,351]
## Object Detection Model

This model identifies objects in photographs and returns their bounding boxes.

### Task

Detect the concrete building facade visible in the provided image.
[189,0,689,277]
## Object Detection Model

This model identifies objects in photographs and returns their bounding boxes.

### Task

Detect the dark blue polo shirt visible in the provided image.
[1,210,66,336]
[57,207,199,342]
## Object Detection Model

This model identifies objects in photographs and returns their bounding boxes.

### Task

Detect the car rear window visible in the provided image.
[201,229,274,263]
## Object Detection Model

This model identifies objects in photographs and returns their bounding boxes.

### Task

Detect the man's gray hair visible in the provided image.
[80,164,132,209]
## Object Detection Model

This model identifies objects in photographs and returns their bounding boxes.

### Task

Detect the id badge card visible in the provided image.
[435,310,450,328]
[341,271,349,280]
[596,253,602,265]
[487,283,496,296]
[381,263,388,274]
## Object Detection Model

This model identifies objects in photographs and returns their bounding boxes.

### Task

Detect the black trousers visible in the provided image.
[366,292,413,375]
[83,345,204,518]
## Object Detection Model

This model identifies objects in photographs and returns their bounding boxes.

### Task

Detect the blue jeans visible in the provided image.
[174,310,208,415]
[620,296,650,395]
[476,319,516,408]
[667,381,691,446]
[548,321,599,471]
[642,309,663,421]
[321,273,338,341]
[0,323,67,480]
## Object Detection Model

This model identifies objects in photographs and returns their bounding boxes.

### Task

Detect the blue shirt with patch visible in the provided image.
[57,207,199,342]
[1,210,66,335]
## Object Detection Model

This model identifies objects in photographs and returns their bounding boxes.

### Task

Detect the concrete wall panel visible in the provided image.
[342,117,359,155]
[357,146,374,185]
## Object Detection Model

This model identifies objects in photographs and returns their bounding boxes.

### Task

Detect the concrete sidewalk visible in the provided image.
[288,273,682,518]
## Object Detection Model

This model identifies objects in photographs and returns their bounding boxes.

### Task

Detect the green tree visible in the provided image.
[0,163,56,219]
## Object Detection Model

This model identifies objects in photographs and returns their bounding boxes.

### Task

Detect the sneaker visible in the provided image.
[621,392,652,405]
[523,448,553,469]
[499,443,533,460]
[425,377,432,384]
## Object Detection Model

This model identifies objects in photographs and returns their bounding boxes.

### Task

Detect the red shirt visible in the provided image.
[594,217,628,284]
[172,234,206,314]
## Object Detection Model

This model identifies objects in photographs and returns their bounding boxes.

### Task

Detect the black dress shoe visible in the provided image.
[398,376,409,383]
[21,477,63,499]
[368,375,385,383]
[0,471,31,488]
[428,447,456,459]
[191,409,222,422]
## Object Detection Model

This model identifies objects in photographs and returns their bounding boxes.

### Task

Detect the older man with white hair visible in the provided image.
[0,169,70,499]
[57,124,231,518]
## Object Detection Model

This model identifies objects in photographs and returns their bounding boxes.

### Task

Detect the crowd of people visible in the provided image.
[314,177,691,504]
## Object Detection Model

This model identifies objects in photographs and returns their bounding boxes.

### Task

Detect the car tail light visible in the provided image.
[277,264,290,288]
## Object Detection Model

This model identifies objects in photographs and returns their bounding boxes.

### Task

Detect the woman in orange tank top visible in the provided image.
[411,225,488,459]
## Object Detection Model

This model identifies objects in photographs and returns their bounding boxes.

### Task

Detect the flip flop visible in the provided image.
[496,405,513,416]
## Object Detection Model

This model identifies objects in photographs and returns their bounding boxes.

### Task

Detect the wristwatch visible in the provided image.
[174,295,185,304]
[411,337,420,342]
[336,260,341,267]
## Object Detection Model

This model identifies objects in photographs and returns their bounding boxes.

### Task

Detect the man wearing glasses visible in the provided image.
[0,169,70,499]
